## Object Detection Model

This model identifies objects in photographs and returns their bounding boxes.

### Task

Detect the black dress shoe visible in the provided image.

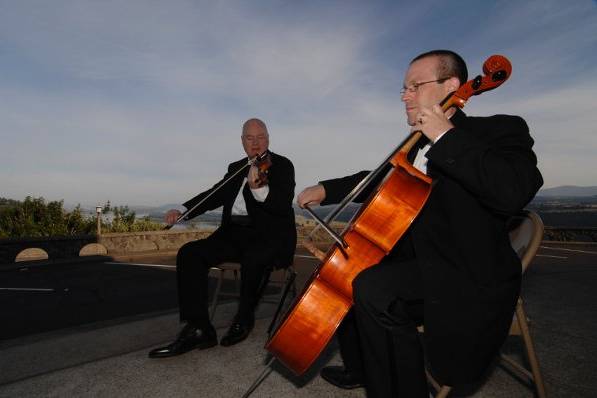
[320,365,365,389]
[220,321,254,347]
[148,324,217,358]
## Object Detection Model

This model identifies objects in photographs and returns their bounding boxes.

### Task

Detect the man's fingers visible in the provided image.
[297,185,325,208]
[165,209,181,224]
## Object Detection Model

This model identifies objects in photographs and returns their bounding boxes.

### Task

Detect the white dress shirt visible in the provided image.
[231,177,269,215]
[412,123,451,174]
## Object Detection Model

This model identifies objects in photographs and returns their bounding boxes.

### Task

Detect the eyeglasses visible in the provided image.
[400,78,449,96]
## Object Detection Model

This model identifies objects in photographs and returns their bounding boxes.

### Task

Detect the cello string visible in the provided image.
[307,136,409,241]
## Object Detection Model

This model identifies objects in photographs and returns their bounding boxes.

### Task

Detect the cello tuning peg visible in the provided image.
[492,70,508,82]
[472,75,483,90]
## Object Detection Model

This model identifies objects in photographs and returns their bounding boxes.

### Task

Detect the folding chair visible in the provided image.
[208,262,297,330]
[427,210,547,398]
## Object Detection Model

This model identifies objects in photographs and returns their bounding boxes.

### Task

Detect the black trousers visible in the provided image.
[176,224,276,328]
[338,257,428,398]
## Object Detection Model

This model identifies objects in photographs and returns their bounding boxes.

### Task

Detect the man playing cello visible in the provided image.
[297,50,543,397]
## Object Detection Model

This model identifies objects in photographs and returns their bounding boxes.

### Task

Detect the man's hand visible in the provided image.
[165,209,182,225]
[297,184,326,208]
[247,164,262,189]
[413,104,454,142]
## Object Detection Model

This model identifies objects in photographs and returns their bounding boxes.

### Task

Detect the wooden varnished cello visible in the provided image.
[264,55,514,377]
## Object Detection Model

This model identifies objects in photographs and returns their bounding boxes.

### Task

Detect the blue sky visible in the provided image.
[1,0,596,207]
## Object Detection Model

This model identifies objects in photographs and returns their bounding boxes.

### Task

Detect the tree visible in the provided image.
[0,197,164,238]
[0,196,80,238]
[99,202,163,233]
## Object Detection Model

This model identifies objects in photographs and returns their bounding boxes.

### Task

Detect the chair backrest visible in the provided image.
[507,210,544,273]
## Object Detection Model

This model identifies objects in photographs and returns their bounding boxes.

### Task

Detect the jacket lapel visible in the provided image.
[407,134,431,163]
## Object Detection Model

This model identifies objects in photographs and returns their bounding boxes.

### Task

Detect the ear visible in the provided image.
[446,76,460,93]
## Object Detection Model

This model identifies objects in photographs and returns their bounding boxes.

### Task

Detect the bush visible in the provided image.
[100,203,163,233]
[0,197,164,238]
[0,196,96,238]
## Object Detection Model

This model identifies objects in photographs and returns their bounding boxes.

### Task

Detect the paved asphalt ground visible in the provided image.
[1,259,178,340]
[1,243,596,397]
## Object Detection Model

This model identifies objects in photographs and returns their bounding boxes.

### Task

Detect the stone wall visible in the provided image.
[0,235,97,265]
[3,224,596,267]
[99,229,212,254]
[0,230,213,266]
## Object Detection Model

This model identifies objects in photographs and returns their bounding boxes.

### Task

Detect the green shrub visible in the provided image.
[0,197,164,238]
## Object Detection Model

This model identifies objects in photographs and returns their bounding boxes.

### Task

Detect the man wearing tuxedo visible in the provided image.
[297,50,543,397]
[149,118,296,358]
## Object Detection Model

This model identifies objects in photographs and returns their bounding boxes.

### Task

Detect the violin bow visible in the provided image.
[164,151,270,230]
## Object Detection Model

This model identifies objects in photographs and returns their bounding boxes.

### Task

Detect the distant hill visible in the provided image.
[53,185,597,221]
[131,203,184,216]
[537,186,597,197]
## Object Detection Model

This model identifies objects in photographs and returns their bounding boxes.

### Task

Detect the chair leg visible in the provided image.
[425,369,441,391]
[516,298,547,398]
[209,268,224,322]
[290,267,298,297]
[426,369,452,398]
[253,267,273,305]
[233,269,239,291]
[282,266,298,299]
[267,268,297,336]
[436,386,452,398]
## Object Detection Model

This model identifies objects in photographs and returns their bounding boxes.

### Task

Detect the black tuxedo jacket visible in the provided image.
[320,109,543,384]
[182,151,297,268]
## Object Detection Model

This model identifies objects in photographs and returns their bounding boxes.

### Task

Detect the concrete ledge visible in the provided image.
[3,220,595,268]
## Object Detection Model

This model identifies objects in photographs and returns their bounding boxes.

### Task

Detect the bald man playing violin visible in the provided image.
[149,118,296,358]
[298,50,543,397]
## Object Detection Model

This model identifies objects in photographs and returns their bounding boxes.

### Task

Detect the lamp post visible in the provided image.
[96,206,102,236]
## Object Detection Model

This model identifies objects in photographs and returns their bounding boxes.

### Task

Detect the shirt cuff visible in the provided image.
[251,185,269,202]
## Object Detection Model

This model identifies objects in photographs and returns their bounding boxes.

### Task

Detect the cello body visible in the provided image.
[267,150,432,374]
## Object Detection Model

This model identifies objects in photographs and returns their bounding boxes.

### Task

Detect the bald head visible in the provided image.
[242,118,268,135]
[411,50,468,85]
[241,118,270,157]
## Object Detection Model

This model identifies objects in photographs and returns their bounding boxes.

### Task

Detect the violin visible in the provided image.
[252,151,272,187]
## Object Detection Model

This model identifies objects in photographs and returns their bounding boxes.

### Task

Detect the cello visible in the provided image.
[265,55,513,376]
